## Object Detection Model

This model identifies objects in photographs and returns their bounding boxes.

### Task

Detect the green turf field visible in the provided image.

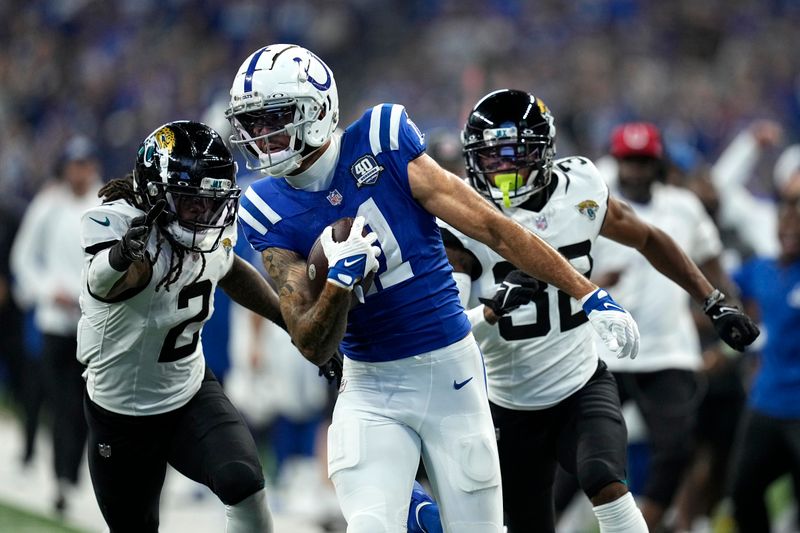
[0,501,88,533]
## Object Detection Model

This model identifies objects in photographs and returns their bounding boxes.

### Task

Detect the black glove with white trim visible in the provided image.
[703,289,760,352]
[479,270,540,316]
[108,200,165,271]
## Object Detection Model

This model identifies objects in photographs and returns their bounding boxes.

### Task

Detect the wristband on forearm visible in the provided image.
[702,289,725,313]
[87,248,129,297]
[108,240,135,272]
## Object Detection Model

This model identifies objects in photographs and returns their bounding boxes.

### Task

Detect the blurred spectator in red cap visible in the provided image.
[610,122,664,160]
[610,123,669,205]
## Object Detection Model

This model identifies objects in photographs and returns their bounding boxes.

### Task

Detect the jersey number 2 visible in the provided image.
[158,279,212,363]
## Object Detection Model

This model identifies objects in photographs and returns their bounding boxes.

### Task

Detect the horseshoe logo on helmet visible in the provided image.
[300,51,331,91]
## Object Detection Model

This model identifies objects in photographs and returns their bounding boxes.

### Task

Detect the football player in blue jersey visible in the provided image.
[438,90,759,533]
[228,44,640,533]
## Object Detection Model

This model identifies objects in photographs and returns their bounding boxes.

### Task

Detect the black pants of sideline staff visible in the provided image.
[728,409,800,532]
[42,333,88,487]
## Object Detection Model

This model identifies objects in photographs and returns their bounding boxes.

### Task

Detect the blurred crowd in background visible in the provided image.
[2,0,800,204]
[2,0,800,531]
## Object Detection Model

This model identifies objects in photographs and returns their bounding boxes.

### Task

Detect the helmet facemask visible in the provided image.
[226,45,340,178]
[465,129,554,209]
[227,94,327,176]
[462,90,557,210]
[144,173,240,253]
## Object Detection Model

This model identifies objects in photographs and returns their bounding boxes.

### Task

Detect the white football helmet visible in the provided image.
[225,44,339,176]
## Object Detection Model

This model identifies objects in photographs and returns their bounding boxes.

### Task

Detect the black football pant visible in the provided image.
[555,368,698,512]
[492,360,628,533]
[84,367,265,533]
[42,333,87,484]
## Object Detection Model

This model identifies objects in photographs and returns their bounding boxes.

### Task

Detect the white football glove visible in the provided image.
[321,216,382,290]
[580,288,640,359]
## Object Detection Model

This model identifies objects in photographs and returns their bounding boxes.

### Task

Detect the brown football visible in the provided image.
[306,217,376,305]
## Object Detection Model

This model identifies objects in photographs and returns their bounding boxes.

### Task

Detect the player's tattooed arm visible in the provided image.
[219,255,285,330]
[262,247,350,365]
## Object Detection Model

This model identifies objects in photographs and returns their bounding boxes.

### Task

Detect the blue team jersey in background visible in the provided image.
[734,257,800,418]
[238,103,470,362]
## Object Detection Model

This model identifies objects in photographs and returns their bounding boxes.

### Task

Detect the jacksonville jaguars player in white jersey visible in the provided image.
[437,89,760,533]
[78,121,283,533]
[229,44,640,533]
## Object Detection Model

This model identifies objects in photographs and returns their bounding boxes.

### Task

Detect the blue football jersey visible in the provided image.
[238,104,470,362]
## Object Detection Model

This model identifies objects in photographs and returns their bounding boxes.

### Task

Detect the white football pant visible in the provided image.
[328,333,503,533]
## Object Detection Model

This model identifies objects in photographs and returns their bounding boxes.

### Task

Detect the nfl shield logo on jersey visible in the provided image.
[327,189,343,206]
[535,214,548,230]
[98,443,111,458]
[351,155,383,188]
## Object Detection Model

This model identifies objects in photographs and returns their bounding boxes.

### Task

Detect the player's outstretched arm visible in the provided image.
[261,246,350,365]
[85,200,164,300]
[409,154,597,300]
[219,254,285,330]
[600,196,760,351]
[410,154,639,359]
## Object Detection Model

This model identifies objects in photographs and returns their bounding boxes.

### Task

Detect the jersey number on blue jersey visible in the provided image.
[357,198,414,291]
[159,279,213,363]
[496,240,593,340]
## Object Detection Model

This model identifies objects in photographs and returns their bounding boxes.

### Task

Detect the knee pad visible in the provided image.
[440,415,501,493]
[577,457,624,500]
[211,459,265,505]
[328,417,362,479]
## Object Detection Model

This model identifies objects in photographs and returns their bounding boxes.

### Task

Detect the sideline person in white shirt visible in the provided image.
[10,135,102,514]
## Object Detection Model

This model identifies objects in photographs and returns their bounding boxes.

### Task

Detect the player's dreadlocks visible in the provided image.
[98,174,142,209]
[97,174,206,291]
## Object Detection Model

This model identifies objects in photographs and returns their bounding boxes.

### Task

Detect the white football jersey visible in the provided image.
[78,200,236,416]
[442,156,609,410]
[592,184,722,372]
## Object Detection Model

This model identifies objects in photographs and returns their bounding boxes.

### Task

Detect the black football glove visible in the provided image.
[108,200,165,271]
[703,289,760,352]
[318,350,343,388]
[479,270,540,316]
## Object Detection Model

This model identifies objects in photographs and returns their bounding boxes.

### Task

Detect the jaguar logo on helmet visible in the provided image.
[154,127,176,153]
[536,98,549,115]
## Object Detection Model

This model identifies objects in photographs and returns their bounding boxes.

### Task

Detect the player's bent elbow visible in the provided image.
[294,338,331,366]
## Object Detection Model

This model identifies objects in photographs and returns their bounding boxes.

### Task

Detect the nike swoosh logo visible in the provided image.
[89,216,111,227]
[343,257,364,267]
[602,302,624,312]
[453,377,473,390]
[712,307,737,320]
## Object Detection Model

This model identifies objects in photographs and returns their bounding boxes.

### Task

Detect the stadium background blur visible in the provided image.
[1,0,800,532]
